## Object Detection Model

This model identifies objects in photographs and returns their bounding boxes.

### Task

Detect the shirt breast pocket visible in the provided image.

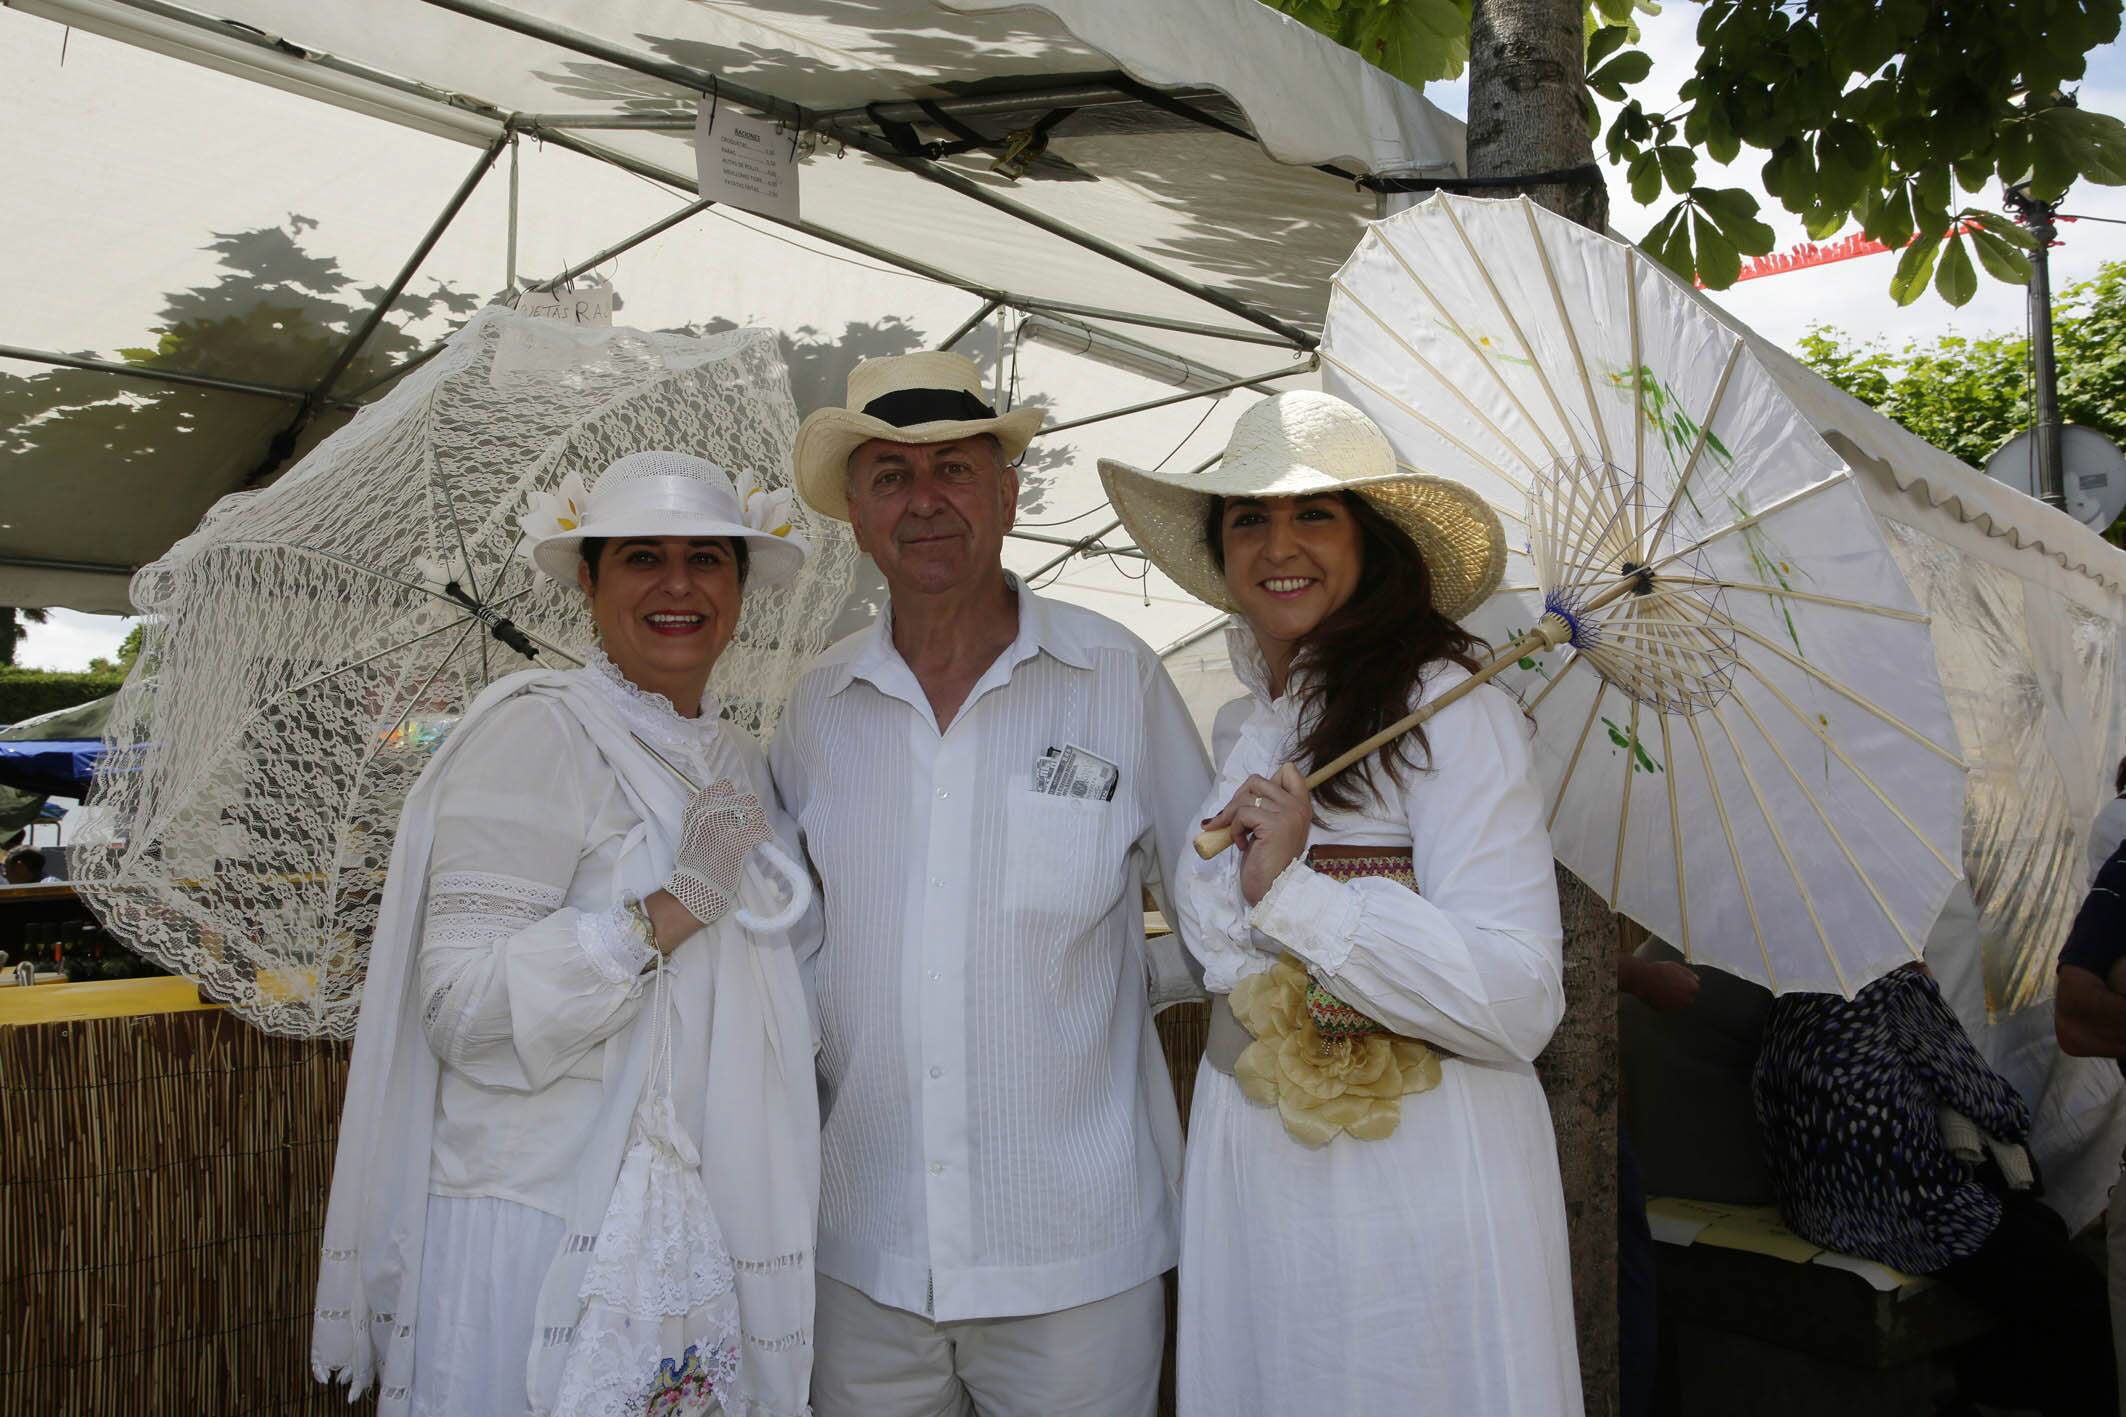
[1005,789,1124,938]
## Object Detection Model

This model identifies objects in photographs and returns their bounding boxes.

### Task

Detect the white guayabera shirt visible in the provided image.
[770,582,1211,1321]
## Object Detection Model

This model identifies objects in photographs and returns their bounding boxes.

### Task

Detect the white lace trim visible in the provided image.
[578,643,723,761]
[577,902,657,984]
[425,869,565,946]
[548,1318,739,1417]
[552,1088,744,1416]
[422,870,568,1042]
[729,1249,810,1273]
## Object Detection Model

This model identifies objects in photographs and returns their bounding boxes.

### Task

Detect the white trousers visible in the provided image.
[811,1273,1164,1417]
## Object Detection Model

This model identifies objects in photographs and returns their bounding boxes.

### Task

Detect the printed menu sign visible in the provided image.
[693,101,801,222]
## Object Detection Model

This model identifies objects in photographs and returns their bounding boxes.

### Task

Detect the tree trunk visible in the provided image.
[1535,866,1620,1417]
[1466,4,1615,1413]
[1466,0,1609,231]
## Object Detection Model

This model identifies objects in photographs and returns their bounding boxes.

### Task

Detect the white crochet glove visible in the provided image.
[665,780,773,930]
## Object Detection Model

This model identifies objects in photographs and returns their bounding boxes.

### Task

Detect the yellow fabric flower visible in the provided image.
[1230,957,1442,1147]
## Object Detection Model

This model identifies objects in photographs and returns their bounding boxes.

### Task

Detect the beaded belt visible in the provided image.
[1202,847,1447,1145]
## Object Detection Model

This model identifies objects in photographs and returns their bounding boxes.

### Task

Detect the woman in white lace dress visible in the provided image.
[1101,393,1581,1414]
[315,452,820,1417]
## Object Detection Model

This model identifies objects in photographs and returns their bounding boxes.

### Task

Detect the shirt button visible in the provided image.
[928,1162,945,1175]
[928,970,942,981]
[935,787,949,799]
[929,1065,943,1079]
[930,877,943,888]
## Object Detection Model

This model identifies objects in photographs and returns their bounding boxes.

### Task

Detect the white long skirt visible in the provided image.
[1177,1060,1581,1415]
[411,1194,567,1417]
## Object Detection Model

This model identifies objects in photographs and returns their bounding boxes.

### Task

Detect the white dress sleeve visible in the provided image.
[417,696,655,1091]
[1170,695,1271,998]
[1247,679,1566,1065]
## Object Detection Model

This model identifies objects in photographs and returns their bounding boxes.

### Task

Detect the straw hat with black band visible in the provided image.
[1097,390,1506,622]
[794,351,1045,520]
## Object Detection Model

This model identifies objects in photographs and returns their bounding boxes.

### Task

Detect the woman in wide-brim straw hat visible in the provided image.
[314,451,821,1417]
[1100,391,1581,1414]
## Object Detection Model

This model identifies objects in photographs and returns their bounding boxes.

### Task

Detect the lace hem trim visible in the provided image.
[746,1326,812,1353]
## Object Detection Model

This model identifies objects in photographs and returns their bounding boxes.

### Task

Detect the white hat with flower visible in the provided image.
[518,450,808,587]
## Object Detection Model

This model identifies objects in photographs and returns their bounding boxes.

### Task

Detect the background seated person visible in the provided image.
[1758,964,2112,1416]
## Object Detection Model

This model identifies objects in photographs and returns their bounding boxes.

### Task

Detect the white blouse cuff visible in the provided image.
[1248,858,1362,973]
[576,902,657,983]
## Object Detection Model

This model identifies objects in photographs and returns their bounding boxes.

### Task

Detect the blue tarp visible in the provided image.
[0,739,103,798]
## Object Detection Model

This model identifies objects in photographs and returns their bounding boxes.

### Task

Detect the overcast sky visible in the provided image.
[13,7,2126,671]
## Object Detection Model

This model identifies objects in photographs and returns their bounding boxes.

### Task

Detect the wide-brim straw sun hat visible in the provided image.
[793,350,1045,521]
[1098,390,1505,621]
[519,449,810,586]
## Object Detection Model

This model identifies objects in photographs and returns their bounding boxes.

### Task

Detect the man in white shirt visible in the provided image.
[772,351,1211,1415]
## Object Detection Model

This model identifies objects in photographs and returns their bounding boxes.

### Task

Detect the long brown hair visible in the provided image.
[1206,492,1484,813]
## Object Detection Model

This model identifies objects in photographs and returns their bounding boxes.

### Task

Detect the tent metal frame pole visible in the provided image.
[1021,446,1220,581]
[1023,519,1123,580]
[539,198,719,289]
[1158,616,1229,657]
[345,197,719,404]
[525,127,1012,304]
[0,553,137,577]
[940,300,1004,353]
[524,130,1309,355]
[1008,530,1145,557]
[31,0,506,141]
[1034,358,1315,436]
[1011,297,1304,349]
[0,344,319,403]
[843,149,1318,349]
[341,338,448,402]
[412,0,1319,348]
[527,82,1226,133]
[520,113,698,131]
[414,0,802,125]
[847,83,1217,125]
[311,129,511,402]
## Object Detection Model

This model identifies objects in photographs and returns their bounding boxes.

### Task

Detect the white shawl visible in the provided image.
[312,665,817,1416]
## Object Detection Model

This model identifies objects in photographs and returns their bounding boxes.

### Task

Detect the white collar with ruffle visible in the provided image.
[576,643,723,763]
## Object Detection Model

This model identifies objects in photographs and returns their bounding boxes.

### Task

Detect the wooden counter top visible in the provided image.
[0,881,79,903]
[0,974,214,1025]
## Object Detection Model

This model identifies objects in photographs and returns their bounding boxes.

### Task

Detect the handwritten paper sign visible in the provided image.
[516,281,613,326]
[694,101,800,222]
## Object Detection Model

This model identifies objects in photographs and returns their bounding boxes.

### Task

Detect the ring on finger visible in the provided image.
[1251,796,1264,809]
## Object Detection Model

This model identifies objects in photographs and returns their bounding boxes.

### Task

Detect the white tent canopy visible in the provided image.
[3,0,1466,623]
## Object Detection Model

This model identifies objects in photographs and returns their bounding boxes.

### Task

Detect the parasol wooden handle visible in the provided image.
[1192,607,1587,860]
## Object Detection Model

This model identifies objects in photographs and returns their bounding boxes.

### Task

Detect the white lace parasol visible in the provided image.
[73,307,855,1038]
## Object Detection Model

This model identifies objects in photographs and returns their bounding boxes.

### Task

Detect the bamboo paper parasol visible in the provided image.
[1205,194,1966,997]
